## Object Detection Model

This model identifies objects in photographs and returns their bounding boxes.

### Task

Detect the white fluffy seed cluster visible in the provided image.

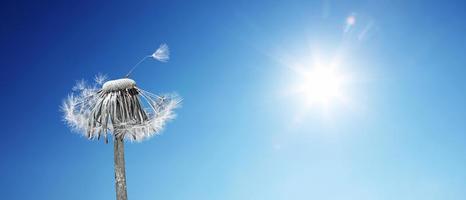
[62,75,181,142]
[102,78,136,92]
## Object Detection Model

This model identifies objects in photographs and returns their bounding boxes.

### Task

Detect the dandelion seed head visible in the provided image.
[62,76,181,142]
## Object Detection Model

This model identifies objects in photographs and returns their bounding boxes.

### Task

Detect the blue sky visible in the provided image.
[1,0,466,199]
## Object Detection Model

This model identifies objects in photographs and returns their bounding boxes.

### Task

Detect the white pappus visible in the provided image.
[62,44,181,142]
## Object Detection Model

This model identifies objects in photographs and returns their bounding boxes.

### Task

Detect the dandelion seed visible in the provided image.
[125,43,170,77]
[151,43,169,62]
[72,79,87,91]
[94,73,108,85]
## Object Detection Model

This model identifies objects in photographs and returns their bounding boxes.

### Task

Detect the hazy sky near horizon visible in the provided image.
[1,0,466,199]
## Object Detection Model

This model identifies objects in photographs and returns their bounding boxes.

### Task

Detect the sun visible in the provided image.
[291,64,347,107]
[300,66,343,104]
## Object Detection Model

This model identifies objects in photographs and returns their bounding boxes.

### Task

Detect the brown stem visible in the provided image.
[114,137,128,200]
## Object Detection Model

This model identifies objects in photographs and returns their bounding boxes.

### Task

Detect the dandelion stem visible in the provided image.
[114,136,128,200]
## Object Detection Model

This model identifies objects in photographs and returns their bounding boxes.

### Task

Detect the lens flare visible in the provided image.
[346,15,356,26]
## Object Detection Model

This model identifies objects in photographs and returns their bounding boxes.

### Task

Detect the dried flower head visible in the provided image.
[62,75,181,142]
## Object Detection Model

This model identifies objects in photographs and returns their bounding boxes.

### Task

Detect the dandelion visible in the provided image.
[62,44,180,200]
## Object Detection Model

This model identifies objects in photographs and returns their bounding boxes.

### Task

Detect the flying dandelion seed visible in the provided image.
[62,43,180,200]
[126,44,170,77]
[152,43,169,62]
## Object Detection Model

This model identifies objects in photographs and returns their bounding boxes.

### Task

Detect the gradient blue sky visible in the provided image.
[1,0,466,199]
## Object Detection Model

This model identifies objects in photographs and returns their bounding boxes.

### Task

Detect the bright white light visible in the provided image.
[346,15,356,26]
[291,63,347,108]
[344,14,356,33]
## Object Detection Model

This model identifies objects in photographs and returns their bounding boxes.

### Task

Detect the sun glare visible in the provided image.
[302,67,342,104]
[291,63,347,108]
